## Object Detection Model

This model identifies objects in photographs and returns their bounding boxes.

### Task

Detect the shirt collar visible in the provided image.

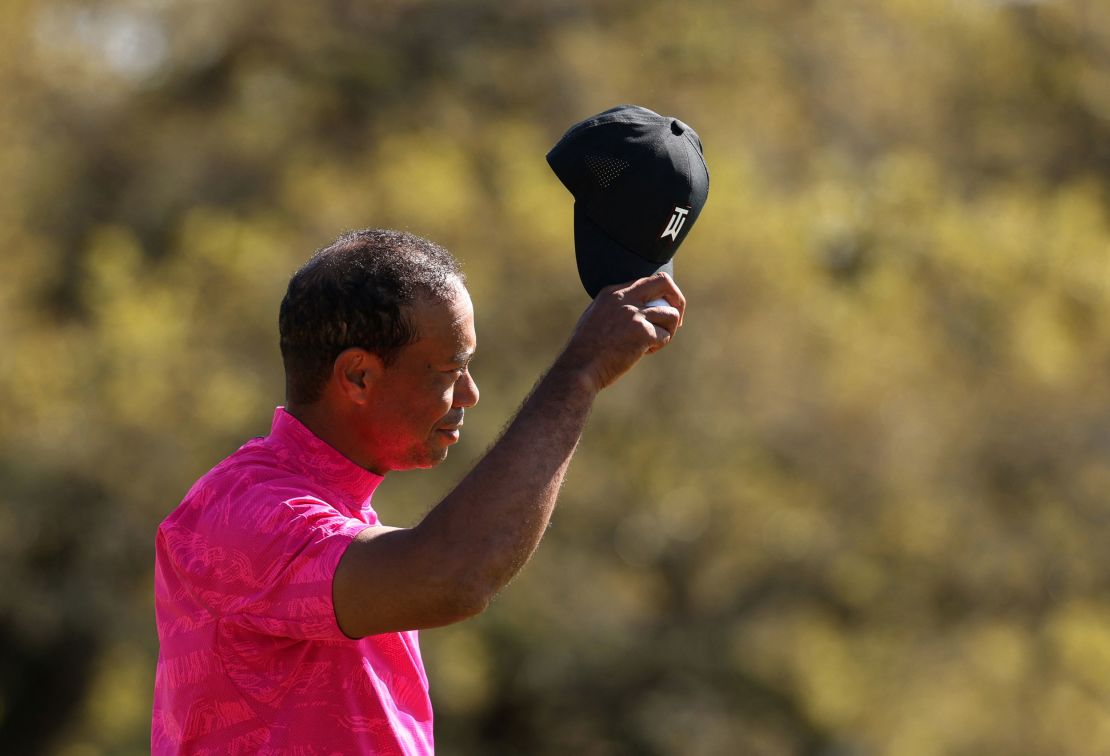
[266,407,384,516]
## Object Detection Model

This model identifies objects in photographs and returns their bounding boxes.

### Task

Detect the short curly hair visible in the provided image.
[279,229,465,405]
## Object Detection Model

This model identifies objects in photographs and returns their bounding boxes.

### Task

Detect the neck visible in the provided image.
[285,401,387,476]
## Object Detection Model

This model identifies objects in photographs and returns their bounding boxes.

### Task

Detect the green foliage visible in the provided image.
[1,0,1109,753]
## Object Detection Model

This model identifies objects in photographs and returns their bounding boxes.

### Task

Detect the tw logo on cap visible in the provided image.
[660,206,690,242]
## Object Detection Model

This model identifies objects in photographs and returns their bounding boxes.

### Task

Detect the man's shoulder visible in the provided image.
[160,437,326,533]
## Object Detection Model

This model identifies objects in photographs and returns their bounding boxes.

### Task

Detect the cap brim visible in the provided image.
[574,204,674,298]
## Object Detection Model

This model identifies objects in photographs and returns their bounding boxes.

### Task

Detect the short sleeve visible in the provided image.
[160,489,373,642]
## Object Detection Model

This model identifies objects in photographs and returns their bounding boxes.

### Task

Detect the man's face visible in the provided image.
[361,277,479,473]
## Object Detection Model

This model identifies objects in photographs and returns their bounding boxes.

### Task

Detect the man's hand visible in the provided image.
[555,272,686,393]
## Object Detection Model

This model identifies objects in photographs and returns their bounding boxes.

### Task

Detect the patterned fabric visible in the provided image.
[152,407,434,755]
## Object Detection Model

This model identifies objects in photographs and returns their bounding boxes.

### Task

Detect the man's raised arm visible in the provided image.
[333,272,685,638]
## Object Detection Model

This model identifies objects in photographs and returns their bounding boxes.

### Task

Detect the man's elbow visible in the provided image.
[337,582,492,638]
[437,577,495,624]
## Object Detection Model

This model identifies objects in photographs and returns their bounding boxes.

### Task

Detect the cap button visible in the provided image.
[670,119,687,135]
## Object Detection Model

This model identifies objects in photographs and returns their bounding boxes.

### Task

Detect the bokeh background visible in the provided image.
[2,0,1110,754]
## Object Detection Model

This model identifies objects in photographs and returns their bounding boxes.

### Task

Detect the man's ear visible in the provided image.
[332,348,385,405]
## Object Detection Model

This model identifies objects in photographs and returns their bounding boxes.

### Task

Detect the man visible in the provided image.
[152,228,684,754]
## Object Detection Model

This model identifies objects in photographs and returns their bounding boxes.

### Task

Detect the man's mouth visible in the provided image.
[438,413,464,432]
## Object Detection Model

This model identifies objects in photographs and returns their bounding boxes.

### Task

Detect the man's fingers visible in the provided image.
[620,272,686,325]
[640,305,681,341]
[622,271,680,299]
[644,321,674,354]
[639,304,681,329]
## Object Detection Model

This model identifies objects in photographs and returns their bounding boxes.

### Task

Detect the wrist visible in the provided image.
[545,356,603,400]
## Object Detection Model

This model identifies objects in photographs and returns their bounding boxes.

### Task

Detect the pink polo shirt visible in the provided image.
[152,408,434,755]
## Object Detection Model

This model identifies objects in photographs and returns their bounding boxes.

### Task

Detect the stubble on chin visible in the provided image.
[398,443,449,471]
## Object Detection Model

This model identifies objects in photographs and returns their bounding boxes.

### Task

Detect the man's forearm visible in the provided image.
[415,361,598,609]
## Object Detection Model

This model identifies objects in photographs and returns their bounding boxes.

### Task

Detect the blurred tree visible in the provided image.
[1,0,1109,754]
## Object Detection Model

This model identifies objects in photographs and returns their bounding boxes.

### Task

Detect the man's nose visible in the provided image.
[455,370,479,408]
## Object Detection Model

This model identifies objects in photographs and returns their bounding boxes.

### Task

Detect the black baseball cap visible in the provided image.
[547,104,709,297]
